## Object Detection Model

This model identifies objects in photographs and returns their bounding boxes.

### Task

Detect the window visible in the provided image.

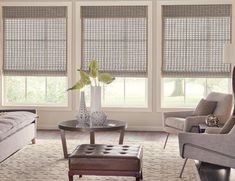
[80,4,149,108]
[161,4,232,108]
[4,76,68,106]
[2,5,69,106]
[84,77,147,107]
[162,78,230,108]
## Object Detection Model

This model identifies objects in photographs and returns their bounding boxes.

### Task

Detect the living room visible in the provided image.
[0,0,234,180]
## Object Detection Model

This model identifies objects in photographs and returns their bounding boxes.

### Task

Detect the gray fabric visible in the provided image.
[0,112,37,141]
[163,111,194,120]
[165,117,185,130]
[0,123,36,162]
[163,111,193,133]
[206,92,233,124]
[205,127,222,134]
[184,116,207,132]
[193,99,217,116]
[220,116,235,134]
[163,92,233,134]
[178,126,235,168]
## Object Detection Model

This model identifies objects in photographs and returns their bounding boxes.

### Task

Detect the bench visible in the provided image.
[68,144,143,181]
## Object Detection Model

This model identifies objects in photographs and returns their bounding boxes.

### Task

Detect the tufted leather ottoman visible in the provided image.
[68,144,143,181]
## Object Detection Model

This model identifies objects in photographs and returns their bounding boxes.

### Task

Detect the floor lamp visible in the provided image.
[223,44,235,115]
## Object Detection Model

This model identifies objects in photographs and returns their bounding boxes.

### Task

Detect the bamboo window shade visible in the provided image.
[162,4,232,77]
[2,6,67,76]
[81,6,148,77]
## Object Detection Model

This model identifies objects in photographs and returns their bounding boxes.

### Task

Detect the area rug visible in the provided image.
[0,138,200,181]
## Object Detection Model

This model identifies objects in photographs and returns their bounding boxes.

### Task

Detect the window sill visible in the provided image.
[102,107,152,112]
[158,106,195,113]
[1,104,72,111]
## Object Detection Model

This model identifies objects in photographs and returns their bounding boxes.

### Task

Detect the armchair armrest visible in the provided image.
[163,111,194,120]
[205,127,222,134]
[178,132,234,158]
[184,116,207,132]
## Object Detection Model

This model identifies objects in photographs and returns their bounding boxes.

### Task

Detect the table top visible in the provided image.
[58,119,127,132]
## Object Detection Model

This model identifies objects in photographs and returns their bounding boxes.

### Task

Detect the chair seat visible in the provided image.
[165,117,185,131]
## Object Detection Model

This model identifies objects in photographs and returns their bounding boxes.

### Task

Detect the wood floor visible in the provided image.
[37,130,235,181]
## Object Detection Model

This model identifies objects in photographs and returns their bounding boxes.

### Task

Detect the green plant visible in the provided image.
[67,60,115,91]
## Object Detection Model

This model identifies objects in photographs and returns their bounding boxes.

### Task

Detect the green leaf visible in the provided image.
[98,73,115,84]
[88,60,98,78]
[67,80,85,91]
[80,70,91,85]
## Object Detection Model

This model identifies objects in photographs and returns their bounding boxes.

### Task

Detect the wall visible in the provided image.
[0,0,234,131]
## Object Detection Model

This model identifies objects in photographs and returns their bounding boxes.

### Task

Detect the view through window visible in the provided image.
[4,76,68,106]
[84,77,147,108]
[162,78,230,108]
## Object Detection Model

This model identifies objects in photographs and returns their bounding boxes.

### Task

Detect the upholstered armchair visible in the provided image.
[162,92,233,149]
[178,116,235,177]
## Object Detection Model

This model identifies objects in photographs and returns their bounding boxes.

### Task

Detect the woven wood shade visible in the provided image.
[3,6,67,76]
[162,4,232,77]
[81,6,148,77]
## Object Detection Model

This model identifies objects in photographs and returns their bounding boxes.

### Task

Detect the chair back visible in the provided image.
[206,92,233,124]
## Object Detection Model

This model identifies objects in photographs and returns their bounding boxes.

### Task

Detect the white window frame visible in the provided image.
[75,1,153,112]
[0,1,73,111]
[156,0,235,112]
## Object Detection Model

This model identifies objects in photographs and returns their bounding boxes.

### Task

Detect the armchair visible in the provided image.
[178,117,235,177]
[162,92,233,149]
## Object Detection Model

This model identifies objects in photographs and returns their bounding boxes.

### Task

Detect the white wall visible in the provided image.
[0,0,234,131]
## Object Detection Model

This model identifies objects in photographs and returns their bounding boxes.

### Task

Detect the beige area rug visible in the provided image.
[0,138,200,181]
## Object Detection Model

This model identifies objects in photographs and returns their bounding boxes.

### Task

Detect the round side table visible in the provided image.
[58,119,127,158]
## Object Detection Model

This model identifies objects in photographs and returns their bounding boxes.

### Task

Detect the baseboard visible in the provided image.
[126,126,163,132]
[38,125,164,132]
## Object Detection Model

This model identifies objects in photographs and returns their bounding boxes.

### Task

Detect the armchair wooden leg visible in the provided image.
[179,158,188,178]
[163,133,169,149]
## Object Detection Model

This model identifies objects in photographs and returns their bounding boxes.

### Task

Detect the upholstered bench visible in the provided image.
[68,144,143,181]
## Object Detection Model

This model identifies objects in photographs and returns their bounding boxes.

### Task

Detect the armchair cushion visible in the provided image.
[165,117,185,130]
[220,116,235,134]
[193,99,217,116]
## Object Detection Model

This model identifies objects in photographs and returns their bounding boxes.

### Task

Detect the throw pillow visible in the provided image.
[193,99,217,116]
[205,114,219,127]
[220,116,235,134]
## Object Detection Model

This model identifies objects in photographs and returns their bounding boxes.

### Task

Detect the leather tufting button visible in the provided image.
[85,151,93,154]
[103,151,109,154]
[119,152,127,154]
[122,148,128,151]
[122,145,129,148]
[87,148,95,150]
[105,148,112,151]
[106,145,113,147]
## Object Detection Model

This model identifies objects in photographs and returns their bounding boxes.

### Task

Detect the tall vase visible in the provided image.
[90,86,101,113]
[90,86,108,126]
[76,91,90,125]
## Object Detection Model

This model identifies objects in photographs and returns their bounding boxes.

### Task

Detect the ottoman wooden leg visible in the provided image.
[136,177,140,181]
[140,171,143,180]
[68,172,73,181]
[79,175,82,178]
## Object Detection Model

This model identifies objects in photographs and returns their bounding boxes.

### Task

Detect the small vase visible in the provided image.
[90,86,101,113]
[76,91,90,125]
[90,111,107,126]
